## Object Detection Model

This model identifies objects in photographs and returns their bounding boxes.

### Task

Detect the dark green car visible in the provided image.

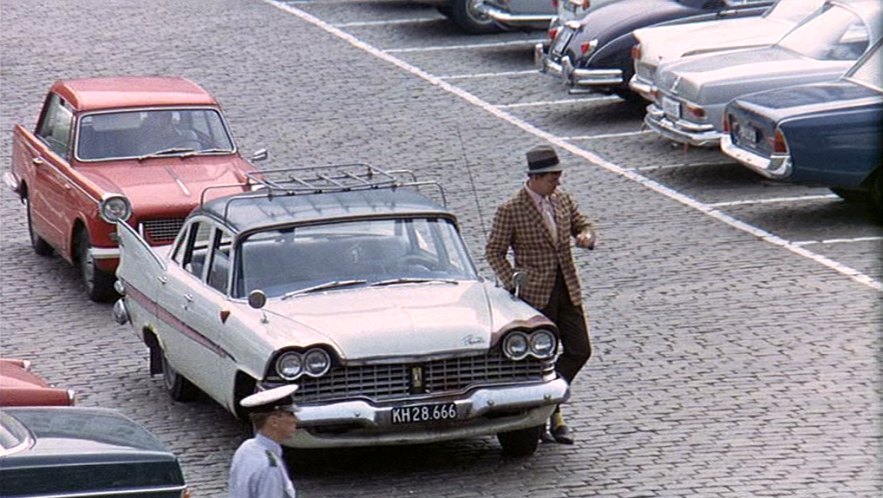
[0,407,188,498]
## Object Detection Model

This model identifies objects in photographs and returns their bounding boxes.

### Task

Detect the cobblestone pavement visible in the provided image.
[1,0,880,497]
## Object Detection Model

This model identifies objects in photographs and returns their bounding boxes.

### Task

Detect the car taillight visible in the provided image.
[580,39,598,55]
[552,0,558,8]
[650,88,660,101]
[549,27,558,40]
[685,103,706,120]
[722,113,731,133]
[631,43,641,61]
[770,128,788,154]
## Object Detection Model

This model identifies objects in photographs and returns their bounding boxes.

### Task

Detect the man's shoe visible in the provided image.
[549,410,574,445]
[550,423,574,445]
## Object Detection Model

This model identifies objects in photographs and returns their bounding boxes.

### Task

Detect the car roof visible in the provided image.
[196,187,456,234]
[51,76,218,112]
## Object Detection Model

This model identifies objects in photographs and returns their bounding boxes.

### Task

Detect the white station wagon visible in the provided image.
[113,165,568,456]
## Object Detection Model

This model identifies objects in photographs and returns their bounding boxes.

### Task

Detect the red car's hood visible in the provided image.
[77,155,253,211]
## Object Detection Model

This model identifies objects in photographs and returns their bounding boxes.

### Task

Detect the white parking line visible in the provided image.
[263,0,883,293]
[385,39,545,53]
[633,161,734,172]
[563,130,651,140]
[335,18,441,28]
[497,96,620,108]
[793,236,883,246]
[708,194,839,207]
[439,70,540,80]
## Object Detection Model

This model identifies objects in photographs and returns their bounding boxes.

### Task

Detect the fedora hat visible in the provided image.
[526,145,563,174]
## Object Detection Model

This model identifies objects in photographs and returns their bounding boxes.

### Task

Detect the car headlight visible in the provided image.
[99,194,132,223]
[275,352,303,380]
[502,331,530,361]
[303,348,331,377]
[529,329,557,359]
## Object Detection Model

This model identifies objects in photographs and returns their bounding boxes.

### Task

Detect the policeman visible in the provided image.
[229,385,299,498]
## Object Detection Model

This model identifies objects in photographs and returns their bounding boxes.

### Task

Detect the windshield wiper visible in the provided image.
[137,148,195,161]
[370,278,458,287]
[281,279,367,299]
[181,148,232,158]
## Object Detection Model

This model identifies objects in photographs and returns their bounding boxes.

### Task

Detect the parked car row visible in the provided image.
[536,0,883,214]
[0,357,190,497]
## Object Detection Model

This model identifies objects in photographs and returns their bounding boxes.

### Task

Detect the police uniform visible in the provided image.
[229,385,298,498]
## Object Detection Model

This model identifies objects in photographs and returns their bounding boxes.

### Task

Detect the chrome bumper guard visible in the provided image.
[645,104,721,148]
[282,378,569,448]
[90,246,121,260]
[720,134,792,179]
[562,57,623,88]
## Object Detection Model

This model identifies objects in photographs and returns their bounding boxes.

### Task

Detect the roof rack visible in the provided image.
[198,164,448,219]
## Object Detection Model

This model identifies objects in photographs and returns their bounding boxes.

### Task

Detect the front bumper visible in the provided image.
[478,4,554,29]
[645,104,721,148]
[281,378,569,448]
[720,134,792,179]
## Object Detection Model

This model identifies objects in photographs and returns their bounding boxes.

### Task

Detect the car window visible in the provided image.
[76,108,235,161]
[0,412,30,456]
[207,229,233,292]
[234,218,478,298]
[847,41,882,92]
[777,4,869,61]
[174,220,213,279]
[35,93,74,159]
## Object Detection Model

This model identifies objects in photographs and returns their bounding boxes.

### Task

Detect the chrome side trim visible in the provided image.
[479,4,555,25]
[10,484,187,498]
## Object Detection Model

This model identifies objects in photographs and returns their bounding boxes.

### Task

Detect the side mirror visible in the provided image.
[248,290,267,310]
[512,271,526,299]
[251,149,268,162]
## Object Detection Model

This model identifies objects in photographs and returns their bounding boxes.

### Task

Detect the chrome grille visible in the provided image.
[140,218,184,245]
[291,354,548,404]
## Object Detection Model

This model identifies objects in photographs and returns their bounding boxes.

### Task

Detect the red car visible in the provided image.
[0,359,75,406]
[3,76,262,301]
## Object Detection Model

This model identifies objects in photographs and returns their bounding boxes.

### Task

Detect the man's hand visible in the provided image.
[576,230,595,250]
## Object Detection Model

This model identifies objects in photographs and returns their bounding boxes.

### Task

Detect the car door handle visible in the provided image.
[32,157,44,166]
[184,294,193,302]
[157,275,168,284]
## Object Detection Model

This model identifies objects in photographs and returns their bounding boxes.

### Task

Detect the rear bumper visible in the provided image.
[281,378,569,448]
[628,74,655,102]
[720,134,792,179]
[478,4,554,29]
[645,104,720,148]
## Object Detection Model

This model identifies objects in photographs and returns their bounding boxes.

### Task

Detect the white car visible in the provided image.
[629,0,826,101]
[113,165,568,456]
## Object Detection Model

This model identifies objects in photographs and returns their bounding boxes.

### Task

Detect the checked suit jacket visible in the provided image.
[485,186,593,310]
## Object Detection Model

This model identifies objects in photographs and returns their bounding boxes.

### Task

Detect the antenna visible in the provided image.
[455,127,489,242]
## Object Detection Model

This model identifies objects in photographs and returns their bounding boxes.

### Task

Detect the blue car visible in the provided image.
[721,38,883,216]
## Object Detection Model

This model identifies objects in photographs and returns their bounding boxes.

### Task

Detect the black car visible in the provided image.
[537,0,773,101]
[0,407,189,498]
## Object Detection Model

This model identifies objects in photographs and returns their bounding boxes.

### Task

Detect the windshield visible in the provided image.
[234,217,479,298]
[76,108,235,161]
[777,3,869,61]
[765,0,824,23]
[847,41,882,92]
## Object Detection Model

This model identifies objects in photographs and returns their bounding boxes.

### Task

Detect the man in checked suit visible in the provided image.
[485,145,596,444]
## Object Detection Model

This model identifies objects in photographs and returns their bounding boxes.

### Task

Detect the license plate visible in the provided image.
[662,96,681,120]
[391,402,457,424]
[737,124,758,144]
[551,29,572,55]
